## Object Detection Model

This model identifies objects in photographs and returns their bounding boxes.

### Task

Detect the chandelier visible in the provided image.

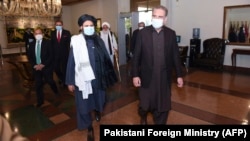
[0,0,62,17]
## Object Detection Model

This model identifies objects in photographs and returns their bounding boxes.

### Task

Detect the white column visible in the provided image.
[161,0,173,28]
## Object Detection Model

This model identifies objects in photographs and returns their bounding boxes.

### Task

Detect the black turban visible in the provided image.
[78,14,97,26]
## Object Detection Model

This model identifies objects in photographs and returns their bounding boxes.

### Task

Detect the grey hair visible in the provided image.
[152,5,168,16]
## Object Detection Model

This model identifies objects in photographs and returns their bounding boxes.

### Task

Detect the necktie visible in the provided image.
[57,31,61,42]
[36,40,41,64]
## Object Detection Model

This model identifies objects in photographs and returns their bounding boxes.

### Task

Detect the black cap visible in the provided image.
[78,14,97,26]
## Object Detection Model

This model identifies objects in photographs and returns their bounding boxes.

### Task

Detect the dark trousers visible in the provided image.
[54,59,67,84]
[34,69,59,104]
[138,107,169,124]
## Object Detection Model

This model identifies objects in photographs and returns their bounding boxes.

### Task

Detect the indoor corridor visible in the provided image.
[0,56,250,141]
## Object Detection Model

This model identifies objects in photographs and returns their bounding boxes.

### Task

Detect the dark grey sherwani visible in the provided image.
[131,25,183,113]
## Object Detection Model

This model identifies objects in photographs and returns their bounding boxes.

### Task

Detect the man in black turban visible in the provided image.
[78,14,97,27]
[65,14,117,141]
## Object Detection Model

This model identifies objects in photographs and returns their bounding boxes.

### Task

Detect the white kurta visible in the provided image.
[100,31,118,65]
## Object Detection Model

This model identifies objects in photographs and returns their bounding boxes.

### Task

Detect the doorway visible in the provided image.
[117,12,138,66]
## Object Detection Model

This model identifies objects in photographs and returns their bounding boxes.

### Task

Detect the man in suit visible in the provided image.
[23,28,35,54]
[51,20,71,87]
[131,5,184,125]
[27,27,60,107]
[130,22,145,55]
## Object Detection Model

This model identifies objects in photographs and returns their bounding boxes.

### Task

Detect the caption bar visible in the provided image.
[100,125,250,140]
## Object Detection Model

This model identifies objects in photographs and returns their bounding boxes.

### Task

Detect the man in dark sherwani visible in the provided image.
[132,5,184,125]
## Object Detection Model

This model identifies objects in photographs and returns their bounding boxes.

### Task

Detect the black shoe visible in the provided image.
[35,102,44,108]
[55,92,62,98]
[95,110,101,122]
[58,80,62,85]
[87,128,94,141]
[138,108,148,125]
[140,117,147,125]
[62,84,67,88]
[53,97,62,106]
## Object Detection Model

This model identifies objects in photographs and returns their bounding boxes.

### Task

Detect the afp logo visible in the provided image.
[222,129,246,138]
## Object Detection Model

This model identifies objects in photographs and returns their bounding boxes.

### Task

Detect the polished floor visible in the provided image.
[0,56,250,141]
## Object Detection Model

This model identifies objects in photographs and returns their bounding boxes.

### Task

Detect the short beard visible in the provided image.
[84,33,96,39]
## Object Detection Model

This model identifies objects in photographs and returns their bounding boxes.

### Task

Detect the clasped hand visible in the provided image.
[34,64,45,71]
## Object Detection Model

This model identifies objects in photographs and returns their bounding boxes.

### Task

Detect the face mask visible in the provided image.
[35,34,43,40]
[152,18,163,29]
[139,27,144,30]
[28,39,34,42]
[83,26,95,36]
[56,26,62,30]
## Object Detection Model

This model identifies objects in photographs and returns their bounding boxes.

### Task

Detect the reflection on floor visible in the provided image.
[0,57,250,141]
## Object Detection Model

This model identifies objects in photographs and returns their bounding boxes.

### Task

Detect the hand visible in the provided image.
[68,85,75,92]
[33,64,41,71]
[34,64,45,71]
[133,77,141,87]
[177,77,184,88]
[113,48,118,55]
[38,64,45,70]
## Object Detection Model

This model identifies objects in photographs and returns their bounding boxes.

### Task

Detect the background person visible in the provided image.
[50,20,71,87]
[99,22,118,65]
[23,28,35,54]
[130,22,145,56]
[27,27,60,107]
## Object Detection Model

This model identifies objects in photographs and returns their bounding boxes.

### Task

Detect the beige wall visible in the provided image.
[62,0,121,35]
[61,0,249,46]
[1,0,249,55]
[171,0,249,46]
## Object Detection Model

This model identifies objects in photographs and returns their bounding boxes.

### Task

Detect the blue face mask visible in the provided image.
[152,18,163,29]
[83,26,95,36]
[56,26,62,30]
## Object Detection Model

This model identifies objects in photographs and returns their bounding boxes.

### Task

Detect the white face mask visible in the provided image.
[152,18,164,29]
[139,27,144,30]
[35,34,43,40]
[83,26,95,36]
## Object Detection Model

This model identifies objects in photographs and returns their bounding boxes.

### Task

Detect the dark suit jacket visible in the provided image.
[27,38,54,71]
[23,31,35,53]
[130,29,139,54]
[131,25,183,88]
[50,29,71,61]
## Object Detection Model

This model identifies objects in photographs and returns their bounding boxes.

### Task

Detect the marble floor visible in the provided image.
[0,56,250,141]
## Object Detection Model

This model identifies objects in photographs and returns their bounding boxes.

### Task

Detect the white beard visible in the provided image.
[103,30,110,34]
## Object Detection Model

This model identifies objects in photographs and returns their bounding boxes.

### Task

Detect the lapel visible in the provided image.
[40,39,46,57]
[61,30,65,38]
[39,40,43,58]
[60,30,63,38]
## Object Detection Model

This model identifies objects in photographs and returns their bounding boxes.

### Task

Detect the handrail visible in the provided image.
[1,42,25,56]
